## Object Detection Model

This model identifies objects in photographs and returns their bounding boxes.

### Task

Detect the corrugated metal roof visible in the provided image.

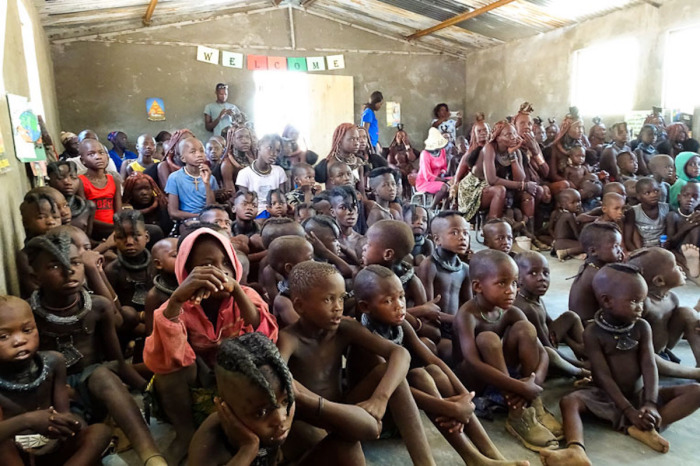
[35,0,659,56]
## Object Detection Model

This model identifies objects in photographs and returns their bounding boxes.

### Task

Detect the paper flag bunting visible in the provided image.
[267,57,287,70]
[326,55,345,70]
[222,51,244,69]
[196,46,219,64]
[306,57,326,72]
[287,57,308,71]
[247,55,269,70]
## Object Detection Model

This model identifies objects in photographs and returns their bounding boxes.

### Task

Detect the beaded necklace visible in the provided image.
[67,195,88,218]
[251,161,272,176]
[30,290,91,325]
[0,354,49,393]
[117,249,151,272]
[593,309,638,350]
[153,274,177,296]
[431,250,463,272]
[183,166,202,190]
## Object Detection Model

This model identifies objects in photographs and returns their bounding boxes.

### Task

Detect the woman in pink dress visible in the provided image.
[416,127,451,210]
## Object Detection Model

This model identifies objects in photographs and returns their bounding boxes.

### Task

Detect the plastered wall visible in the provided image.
[51,8,466,153]
[464,0,700,134]
[1,0,60,295]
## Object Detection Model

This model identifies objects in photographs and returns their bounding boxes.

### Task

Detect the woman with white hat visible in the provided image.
[416,127,451,210]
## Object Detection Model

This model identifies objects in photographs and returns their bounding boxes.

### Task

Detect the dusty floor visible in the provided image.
[105,232,700,465]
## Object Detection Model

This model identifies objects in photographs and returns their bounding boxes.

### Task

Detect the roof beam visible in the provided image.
[406,0,517,40]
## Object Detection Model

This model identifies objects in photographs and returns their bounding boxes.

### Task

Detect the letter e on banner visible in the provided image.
[222,51,243,69]
[267,57,287,70]
[306,57,326,72]
[196,46,220,65]
[326,55,345,70]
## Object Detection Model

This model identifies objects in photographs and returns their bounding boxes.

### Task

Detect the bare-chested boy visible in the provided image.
[454,249,561,452]
[367,167,402,227]
[362,220,443,348]
[417,211,471,360]
[550,189,585,261]
[540,264,700,466]
[569,223,625,323]
[0,296,111,466]
[354,266,527,466]
[329,186,364,265]
[514,251,588,378]
[403,204,434,265]
[268,236,314,327]
[628,247,700,380]
[277,261,435,465]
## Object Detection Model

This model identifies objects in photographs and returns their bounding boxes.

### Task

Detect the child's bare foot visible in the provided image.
[556,250,569,262]
[540,445,591,466]
[471,455,530,466]
[573,375,593,388]
[681,244,700,278]
[573,253,587,260]
[627,426,670,453]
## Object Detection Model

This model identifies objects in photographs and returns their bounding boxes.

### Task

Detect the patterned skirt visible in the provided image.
[457,172,488,221]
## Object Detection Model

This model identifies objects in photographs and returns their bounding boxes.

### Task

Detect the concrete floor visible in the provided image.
[105,232,700,465]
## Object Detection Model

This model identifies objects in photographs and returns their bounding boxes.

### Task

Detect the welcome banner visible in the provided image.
[196,46,345,71]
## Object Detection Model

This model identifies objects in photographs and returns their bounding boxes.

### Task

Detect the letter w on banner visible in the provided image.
[196,46,220,65]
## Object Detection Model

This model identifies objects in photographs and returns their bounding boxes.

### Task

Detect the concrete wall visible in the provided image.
[464,0,700,134]
[51,8,466,152]
[0,0,61,294]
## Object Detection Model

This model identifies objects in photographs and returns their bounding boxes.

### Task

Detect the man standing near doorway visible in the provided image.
[203,83,247,137]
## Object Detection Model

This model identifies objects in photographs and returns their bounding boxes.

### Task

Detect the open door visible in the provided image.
[254,71,354,162]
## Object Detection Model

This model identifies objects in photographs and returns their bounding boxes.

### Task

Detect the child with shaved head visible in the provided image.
[569,223,625,323]
[277,261,434,464]
[417,211,472,360]
[362,220,443,349]
[453,249,560,452]
[541,263,700,465]
[628,247,700,380]
[268,235,314,327]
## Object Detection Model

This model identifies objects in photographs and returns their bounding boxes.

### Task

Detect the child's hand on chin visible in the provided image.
[171,265,230,306]
[215,397,259,449]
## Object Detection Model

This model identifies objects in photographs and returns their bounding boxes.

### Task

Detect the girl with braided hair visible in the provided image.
[454,120,534,222]
[122,173,172,237]
[314,123,364,192]
[189,332,379,465]
[219,124,257,192]
[452,113,490,195]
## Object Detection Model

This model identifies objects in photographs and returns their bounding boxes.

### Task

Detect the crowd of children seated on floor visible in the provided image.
[1,99,700,466]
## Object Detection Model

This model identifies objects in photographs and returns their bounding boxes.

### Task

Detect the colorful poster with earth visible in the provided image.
[147,98,166,121]
[6,94,46,163]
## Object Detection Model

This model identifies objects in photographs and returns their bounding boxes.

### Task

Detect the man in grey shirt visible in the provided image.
[203,83,246,137]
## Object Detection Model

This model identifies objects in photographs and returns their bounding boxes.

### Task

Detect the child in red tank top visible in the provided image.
[77,139,122,239]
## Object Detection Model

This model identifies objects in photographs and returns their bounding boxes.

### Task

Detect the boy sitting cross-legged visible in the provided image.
[277,261,436,465]
[540,264,700,465]
[628,247,700,381]
[354,265,528,466]
[453,249,561,452]
[514,251,588,379]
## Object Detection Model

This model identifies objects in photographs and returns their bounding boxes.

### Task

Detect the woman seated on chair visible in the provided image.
[452,120,539,222]
[415,128,451,211]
